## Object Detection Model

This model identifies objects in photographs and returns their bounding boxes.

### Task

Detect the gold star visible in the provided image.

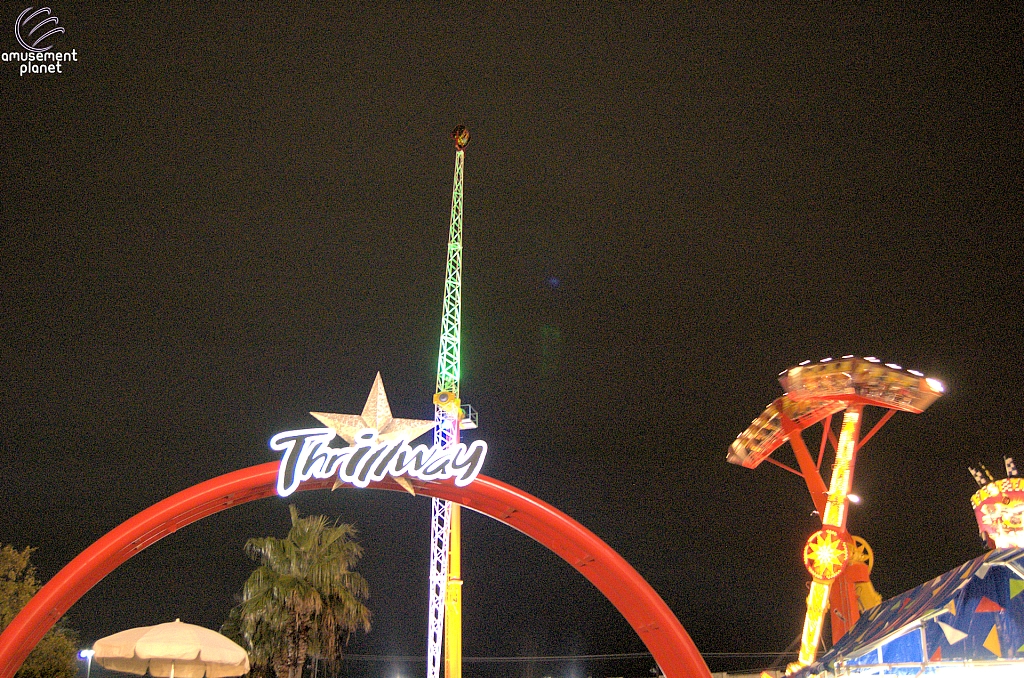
[311,372,435,444]
[311,373,434,496]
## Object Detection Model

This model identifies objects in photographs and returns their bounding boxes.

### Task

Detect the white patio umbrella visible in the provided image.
[93,619,250,678]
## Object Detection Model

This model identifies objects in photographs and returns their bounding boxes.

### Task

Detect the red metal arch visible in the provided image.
[0,464,711,678]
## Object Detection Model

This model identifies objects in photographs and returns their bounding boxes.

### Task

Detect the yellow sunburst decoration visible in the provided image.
[804,527,852,583]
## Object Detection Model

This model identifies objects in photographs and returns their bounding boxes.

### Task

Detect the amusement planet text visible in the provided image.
[3,49,77,75]
[273,428,488,497]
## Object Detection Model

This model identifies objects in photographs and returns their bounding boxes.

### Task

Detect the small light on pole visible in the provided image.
[848,494,861,504]
[79,649,94,678]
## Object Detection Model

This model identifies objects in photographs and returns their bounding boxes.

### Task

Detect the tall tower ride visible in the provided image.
[427,125,471,678]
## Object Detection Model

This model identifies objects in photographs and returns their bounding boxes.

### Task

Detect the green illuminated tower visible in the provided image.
[428,125,470,678]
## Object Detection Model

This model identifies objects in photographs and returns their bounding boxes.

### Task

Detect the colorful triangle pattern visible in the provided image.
[1010,578,1024,599]
[976,596,1003,613]
[937,620,968,644]
[930,646,941,662]
[983,624,1001,657]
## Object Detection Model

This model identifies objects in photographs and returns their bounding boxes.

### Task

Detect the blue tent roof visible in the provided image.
[795,548,1024,676]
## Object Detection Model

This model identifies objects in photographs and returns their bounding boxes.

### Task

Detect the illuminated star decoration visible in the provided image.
[310,373,435,494]
[803,528,851,582]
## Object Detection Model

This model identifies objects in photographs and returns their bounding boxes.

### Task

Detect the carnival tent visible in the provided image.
[797,548,1024,677]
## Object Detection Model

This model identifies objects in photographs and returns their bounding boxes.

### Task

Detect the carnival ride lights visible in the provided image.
[428,126,474,678]
[727,356,945,673]
[970,457,1024,549]
[803,527,852,582]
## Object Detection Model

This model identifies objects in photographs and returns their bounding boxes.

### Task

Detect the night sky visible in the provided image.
[2,4,1022,678]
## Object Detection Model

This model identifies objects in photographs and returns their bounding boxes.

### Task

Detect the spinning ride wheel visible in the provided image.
[727,356,944,672]
[850,536,873,573]
[803,528,853,583]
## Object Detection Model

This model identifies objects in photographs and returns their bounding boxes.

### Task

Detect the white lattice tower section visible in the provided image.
[427,497,452,678]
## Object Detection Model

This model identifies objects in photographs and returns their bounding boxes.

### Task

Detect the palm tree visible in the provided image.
[233,506,371,678]
[221,606,272,678]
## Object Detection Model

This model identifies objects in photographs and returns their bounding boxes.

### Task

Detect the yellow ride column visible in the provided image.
[444,504,462,678]
[793,405,862,671]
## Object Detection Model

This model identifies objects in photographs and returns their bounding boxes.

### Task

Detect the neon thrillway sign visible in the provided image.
[270,373,488,497]
[273,427,487,497]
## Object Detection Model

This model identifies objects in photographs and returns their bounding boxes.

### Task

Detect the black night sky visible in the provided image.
[2,4,1022,678]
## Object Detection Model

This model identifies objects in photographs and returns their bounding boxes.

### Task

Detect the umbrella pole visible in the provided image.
[170,662,174,678]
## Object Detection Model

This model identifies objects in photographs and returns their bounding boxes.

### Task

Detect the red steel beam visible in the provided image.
[816,414,832,470]
[827,572,859,643]
[856,408,896,452]
[763,456,804,478]
[0,464,711,678]
[779,413,829,515]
